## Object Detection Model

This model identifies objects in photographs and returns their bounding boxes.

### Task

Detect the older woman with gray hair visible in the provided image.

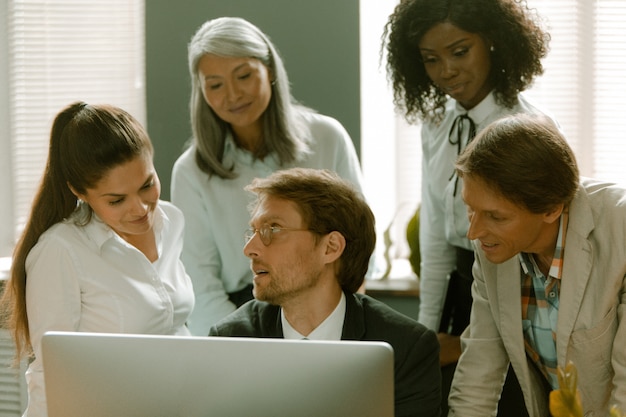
[171,17,364,335]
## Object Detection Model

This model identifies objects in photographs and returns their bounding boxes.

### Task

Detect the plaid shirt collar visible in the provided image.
[519,208,569,280]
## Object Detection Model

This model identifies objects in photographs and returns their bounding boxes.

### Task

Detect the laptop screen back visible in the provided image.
[42,331,394,417]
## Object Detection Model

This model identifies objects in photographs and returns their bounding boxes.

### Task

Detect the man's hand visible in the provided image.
[437,333,461,367]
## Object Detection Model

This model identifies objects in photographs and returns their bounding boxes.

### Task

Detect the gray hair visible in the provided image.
[188,17,312,179]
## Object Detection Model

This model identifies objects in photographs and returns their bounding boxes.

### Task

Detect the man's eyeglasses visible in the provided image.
[244,224,311,246]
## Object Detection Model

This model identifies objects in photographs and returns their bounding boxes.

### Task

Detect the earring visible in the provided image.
[490,45,495,52]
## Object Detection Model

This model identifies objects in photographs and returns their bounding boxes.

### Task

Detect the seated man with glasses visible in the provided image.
[209,167,441,417]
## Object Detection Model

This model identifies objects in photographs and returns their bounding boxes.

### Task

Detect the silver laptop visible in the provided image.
[42,331,394,417]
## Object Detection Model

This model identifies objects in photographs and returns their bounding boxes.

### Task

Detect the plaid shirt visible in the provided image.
[519,210,569,390]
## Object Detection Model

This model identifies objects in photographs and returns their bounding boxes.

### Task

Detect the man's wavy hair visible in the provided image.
[246,168,376,293]
[456,114,579,213]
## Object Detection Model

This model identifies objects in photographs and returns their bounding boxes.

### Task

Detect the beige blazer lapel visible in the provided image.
[496,259,530,378]
[555,202,594,364]
[496,259,525,350]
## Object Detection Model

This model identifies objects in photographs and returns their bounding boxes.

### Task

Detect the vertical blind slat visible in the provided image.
[6,0,145,246]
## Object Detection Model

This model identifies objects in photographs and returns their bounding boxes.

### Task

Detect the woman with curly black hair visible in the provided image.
[382,1,554,415]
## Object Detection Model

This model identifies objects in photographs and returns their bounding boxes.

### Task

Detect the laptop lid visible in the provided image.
[42,331,394,417]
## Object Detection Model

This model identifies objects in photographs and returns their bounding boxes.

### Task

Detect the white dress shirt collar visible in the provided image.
[281,292,346,340]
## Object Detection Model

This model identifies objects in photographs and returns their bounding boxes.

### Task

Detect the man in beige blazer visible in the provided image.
[446,114,626,417]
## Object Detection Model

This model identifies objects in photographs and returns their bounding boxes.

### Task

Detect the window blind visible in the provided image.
[593,0,626,184]
[3,0,145,257]
[0,329,27,415]
[525,0,626,184]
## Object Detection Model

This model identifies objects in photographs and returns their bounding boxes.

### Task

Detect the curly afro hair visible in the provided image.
[382,0,550,124]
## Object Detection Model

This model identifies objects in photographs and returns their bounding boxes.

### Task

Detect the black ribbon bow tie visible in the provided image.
[448,113,477,155]
[448,113,477,195]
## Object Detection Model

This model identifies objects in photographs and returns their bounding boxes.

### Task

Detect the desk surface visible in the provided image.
[365,277,420,298]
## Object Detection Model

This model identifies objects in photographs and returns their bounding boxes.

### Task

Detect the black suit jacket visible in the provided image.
[209,292,441,417]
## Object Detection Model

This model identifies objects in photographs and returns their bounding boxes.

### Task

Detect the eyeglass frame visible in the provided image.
[244,224,313,246]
